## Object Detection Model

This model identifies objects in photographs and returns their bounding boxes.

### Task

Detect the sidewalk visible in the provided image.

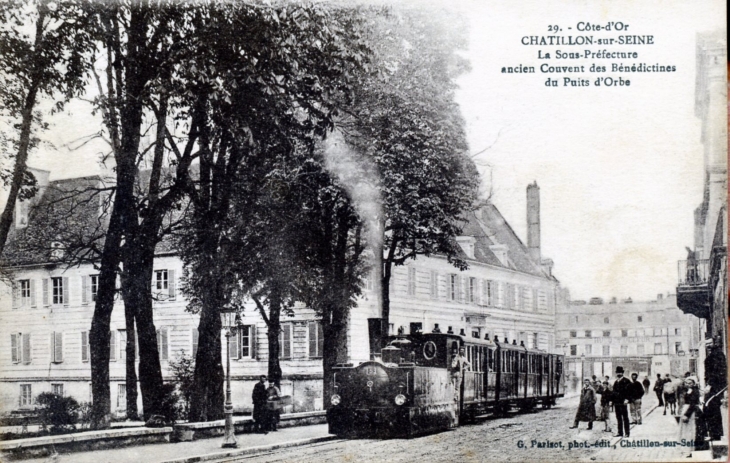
[18,424,332,463]
[589,401,716,462]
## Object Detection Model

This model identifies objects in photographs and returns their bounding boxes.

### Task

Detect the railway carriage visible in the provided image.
[327,331,565,437]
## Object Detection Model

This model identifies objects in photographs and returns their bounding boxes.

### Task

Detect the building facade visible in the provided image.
[556,295,702,389]
[675,32,727,383]
[0,176,560,417]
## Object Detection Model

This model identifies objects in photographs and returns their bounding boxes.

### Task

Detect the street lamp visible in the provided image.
[220,307,242,448]
[581,353,586,380]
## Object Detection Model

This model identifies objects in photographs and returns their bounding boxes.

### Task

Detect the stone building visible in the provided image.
[0,175,561,417]
[675,32,727,383]
[556,295,702,386]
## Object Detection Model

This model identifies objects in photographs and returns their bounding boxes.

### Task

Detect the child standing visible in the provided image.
[599,381,613,432]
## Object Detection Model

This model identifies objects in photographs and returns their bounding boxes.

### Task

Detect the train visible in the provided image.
[326,331,565,437]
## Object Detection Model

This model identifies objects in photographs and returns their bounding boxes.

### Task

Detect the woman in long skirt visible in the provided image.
[678,377,702,457]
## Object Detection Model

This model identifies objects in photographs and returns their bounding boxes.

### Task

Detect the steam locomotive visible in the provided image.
[326,331,564,437]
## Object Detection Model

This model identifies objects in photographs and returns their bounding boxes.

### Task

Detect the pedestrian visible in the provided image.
[675,373,690,423]
[612,366,632,438]
[570,379,596,430]
[629,372,644,425]
[642,376,650,395]
[663,374,677,416]
[599,380,613,432]
[265,380,282,431]
[653,373,665,406]
[252,375,268,434]
[678,376,703,457]
[451,346,471,402]
[704,339,727,441]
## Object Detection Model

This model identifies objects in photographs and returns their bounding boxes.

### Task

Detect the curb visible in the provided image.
[608,403,658,447]
[159,435,339,463]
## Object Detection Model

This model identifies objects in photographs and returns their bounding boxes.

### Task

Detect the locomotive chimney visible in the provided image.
[527,181,541,263]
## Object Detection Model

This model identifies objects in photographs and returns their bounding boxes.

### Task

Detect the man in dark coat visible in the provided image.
[570,379,596,430]
[653,373,665,406]
[612,366,632,438]
[704,341,727,441]
[252,375,268,433]
[629,373,645,425]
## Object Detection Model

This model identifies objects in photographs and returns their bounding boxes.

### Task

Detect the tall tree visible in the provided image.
[339,6,480,340]
[176,2,366,421]
[86,0,197,426]
[0,0,93,256]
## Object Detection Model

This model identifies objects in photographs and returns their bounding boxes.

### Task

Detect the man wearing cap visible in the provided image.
[451,347,471,402]
[628,373,644,425]
[612,366,632,438]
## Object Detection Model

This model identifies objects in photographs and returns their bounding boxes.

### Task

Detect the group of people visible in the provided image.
[571,366,645,436]
[251,375,282,434]
[570,341,727,456]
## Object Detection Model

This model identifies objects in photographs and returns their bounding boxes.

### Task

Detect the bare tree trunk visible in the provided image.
[124,303,139,420]
[0,7,45,256]
[189,284,225,421]
[121,243,163,420]
[266,289,283,387]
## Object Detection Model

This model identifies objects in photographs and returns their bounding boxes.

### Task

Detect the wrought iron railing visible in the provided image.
[677,259,710,286]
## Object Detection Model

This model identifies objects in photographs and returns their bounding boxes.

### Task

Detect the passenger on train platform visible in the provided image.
[450,347,471,401]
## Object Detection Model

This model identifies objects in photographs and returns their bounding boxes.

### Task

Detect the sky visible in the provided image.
[4,0,726,303]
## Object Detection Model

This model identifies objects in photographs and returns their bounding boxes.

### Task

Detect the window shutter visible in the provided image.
[250,325,257,360]
[54,332,63,363]
[30,280,36,308]
[168,270,176,300]
[308,322,317,358]
[109,330,117,361]
[62,277,69,306]
[192,329,199,358]
[81,276,88,305]
[228,331,238,359]
[11,334,19,363]
[160,328,168,361]
[284,325,291,359]
[12,282,19,309]
[22,333,31,364]
[317,322,323,358]
[43,279,49,306]
[81,332,89,362]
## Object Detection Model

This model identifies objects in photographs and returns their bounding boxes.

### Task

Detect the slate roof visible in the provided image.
[454,204,554,280]
[2,172,556,283]
[2,176,107,267]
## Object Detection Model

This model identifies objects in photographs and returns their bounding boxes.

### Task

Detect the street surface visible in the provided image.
[216,395,708,463]
[18,394,714,463]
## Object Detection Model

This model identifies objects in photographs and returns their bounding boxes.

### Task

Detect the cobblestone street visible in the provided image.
[218,395,712,463]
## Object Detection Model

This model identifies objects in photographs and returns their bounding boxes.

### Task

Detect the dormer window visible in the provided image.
[489,244,509,266]
[50,242,64,260]
[456,236,476,259]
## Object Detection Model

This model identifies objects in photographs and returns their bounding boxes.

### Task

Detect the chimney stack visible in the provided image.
[527,181,540,263]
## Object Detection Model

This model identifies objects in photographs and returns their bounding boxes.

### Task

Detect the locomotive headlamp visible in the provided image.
[394,394,406,406]
[331,394,341,406]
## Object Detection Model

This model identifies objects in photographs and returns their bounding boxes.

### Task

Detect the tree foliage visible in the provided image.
[0,0,95,256]
[338,6,480,334]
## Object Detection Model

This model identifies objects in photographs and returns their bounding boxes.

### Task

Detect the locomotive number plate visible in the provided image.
[423,341,437,360]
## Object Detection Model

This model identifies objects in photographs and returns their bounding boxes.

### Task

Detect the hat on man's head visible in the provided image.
[615,366,624,374]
